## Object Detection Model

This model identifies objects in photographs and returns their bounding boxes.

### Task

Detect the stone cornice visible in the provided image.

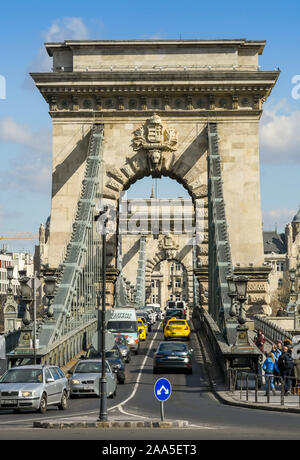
[45,39,266,56]
[47,110,263,119]
[31,70,279,86]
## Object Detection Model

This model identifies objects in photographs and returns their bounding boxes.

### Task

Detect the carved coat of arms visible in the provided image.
[158,234,179,260]
[132,114,177,174]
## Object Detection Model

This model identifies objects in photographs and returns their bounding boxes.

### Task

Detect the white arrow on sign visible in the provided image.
[157,385,169,395]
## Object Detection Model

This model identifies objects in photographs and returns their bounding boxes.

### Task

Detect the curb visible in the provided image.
[215,390,300,414]
[33,419,189,429]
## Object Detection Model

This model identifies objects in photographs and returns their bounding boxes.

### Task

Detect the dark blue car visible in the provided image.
[153,341,193,374]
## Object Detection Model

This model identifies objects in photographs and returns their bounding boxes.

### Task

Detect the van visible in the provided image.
[146,303,162,320]
[106,308,140,355]
[166,300,187,318]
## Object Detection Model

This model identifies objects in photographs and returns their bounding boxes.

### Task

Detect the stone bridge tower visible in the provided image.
[32,39,279,312]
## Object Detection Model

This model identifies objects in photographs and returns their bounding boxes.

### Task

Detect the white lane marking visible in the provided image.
[108,322,161,413]
[118,405,149,419]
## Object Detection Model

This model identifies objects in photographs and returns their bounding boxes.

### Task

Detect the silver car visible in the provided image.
[0,365,69,413]
[68,359,117,399]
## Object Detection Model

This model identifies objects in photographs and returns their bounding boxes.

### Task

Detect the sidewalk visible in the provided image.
[210,331,300,413]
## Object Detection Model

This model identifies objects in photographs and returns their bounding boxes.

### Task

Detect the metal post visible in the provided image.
[160,401,164,421]
[33,273,37,365]
[99,220,107,421]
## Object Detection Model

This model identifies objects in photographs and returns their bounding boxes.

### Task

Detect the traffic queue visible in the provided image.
[0,304,160,413]
[0,302,193,413]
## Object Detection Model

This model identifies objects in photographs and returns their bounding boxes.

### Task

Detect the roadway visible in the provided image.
[1,321,300,440]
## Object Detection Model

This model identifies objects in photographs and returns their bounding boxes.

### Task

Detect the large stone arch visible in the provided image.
[145,251,194,308]
[99,118,208,308]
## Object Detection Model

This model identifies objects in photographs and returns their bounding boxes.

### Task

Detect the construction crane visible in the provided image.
[0,234,39,240]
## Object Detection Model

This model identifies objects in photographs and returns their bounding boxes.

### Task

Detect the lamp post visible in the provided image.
[226,275,238,317]
[228,274,250,350]
[42,268,56,319]
[235,275,248,325]
[99,209,108,421]
[6,265,14,294]
[288,268,297,327]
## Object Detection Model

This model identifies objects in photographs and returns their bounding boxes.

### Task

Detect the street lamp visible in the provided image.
[96,205,108,422]
[6,265,14,293]
[42,270,56,318]
[18,270,32,326]
[235,275,248,325]
[226,275,237,317]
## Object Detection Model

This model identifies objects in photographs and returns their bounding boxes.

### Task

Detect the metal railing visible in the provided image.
[229,368,300,406]
[254,315,293,344]
[207,123,234,345]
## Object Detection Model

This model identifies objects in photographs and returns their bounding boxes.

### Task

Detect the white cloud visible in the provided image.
[23,17,89,87]
[260,100,300,164]
[0,117,51,194]
[263,207,296,231]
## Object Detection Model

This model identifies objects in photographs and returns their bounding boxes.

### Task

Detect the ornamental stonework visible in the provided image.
[132,114,178,174]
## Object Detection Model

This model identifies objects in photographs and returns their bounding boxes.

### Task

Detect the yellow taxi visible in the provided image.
[164,318,190,341]
[137,318,147,341]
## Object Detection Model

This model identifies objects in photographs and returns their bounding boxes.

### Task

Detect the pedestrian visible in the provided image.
[263,352,279,396]
[276,307,285,317]
[278,346,295,395]
[254,329,266,353]
[283,338,292,347]
[292,349,300,395]
[271,343,282,384]
[276,340,283,351]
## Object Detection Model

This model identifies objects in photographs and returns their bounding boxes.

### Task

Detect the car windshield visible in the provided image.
[168,320,186,326]
[176,302,184,308]
[158,343,187,353]
[107,320,137,333]
[0,368,43,384]
[168,302,176,308]
[166,310,182,317]
[74,362,109,373]
[137,313,148,320]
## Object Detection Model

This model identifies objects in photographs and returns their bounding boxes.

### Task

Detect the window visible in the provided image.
[45,369,53,382]
[176,264,181,271]
[50,367,61,380]
[56,368,65,379]
[276,262,284,272]
[278,279,283,289]
[175,279,181,288]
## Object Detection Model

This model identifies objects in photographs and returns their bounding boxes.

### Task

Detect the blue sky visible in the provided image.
[0,0,300,252]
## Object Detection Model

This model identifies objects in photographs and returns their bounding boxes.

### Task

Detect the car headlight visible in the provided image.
[71,379,81,385]
[20,391,33,398]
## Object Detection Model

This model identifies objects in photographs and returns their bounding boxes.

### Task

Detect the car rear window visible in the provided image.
[158,343,187,352]
[168,320,186,325]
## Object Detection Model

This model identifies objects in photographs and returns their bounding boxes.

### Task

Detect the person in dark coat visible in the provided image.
[278,346,295,395]
[292,349,300,394]
[254,329,266,353]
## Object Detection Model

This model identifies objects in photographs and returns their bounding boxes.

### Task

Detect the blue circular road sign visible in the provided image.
[154,378,172,402]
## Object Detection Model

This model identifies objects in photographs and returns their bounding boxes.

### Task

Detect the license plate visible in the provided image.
[84,385,94,390]
[1,399,16,405]
[168,356,178,360]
